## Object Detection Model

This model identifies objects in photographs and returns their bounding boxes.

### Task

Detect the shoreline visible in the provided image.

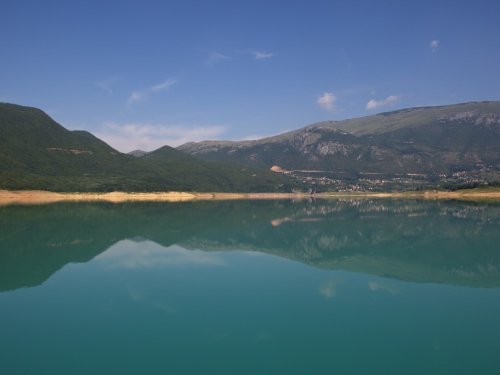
[1,189,500,205]
[0,190,308,205]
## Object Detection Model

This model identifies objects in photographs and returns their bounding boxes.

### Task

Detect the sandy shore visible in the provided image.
[1,189,500,206]
[0,190,308,205]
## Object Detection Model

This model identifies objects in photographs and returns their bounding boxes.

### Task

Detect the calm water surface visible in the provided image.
[1,199,500,374]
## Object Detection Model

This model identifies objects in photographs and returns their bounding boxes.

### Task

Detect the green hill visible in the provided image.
[143,146,295,192]
[0,103,293,192]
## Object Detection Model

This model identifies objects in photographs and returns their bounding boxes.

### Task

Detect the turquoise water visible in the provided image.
[1,199,500,374]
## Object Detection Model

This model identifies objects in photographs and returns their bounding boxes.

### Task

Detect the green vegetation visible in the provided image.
[0,103,294,192]
[441,181,500,191]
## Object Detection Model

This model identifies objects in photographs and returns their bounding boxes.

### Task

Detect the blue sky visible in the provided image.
[2,0,500,152]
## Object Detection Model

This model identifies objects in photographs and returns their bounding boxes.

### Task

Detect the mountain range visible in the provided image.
[0,103,293,192]
[2,101,500,193]
[178,101,500,189]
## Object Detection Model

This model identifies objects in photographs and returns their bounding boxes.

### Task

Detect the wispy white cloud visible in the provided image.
[253,51,274,60]
[94,121,227,152]
[207,52,230,64]
[317,92,339,112]
[126,91,148,106]
[366,95,401,110]
[126,78,178,106]
[430,39,439,51]
[96,77,119,95]
[151,78,177,91]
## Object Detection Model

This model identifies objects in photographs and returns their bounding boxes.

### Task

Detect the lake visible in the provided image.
[1,198,500,374]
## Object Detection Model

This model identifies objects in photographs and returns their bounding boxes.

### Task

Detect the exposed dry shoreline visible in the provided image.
[1,189,500,205]
[0,190,307,205]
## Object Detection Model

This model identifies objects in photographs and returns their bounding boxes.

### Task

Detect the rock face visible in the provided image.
[128,150,149,157]
[437,111,500,128]
[177,101,500,178]
[316,141,353,156]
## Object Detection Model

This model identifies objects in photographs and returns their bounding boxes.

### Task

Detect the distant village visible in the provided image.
[274,165,492,193]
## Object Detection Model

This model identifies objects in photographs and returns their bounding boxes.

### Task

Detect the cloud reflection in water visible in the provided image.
[95,240,227,269]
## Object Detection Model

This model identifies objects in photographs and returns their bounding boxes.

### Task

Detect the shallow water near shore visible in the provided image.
[1,198,500,374]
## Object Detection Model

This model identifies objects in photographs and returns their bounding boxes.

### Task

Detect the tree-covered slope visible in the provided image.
[0,103,293,192]
[143,146,295,192]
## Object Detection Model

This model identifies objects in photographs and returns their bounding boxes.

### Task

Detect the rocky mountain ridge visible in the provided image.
[177,101,500,189]
[437,110,500,127]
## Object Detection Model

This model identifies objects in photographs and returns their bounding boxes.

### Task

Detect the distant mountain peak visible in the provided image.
[128,150,149,157]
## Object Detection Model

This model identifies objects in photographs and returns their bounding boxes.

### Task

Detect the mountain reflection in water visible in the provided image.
[1,198,500,292]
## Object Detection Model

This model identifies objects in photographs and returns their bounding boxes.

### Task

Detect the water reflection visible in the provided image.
[96,241,227,269]
[1,198,500,291]
[318,279,338,298]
